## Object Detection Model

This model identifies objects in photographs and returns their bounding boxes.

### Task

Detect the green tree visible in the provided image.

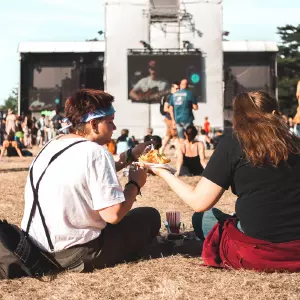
[1,87,18,112]
[277,24,300,116]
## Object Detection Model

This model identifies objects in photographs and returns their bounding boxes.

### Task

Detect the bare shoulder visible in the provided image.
[196,141,205,149]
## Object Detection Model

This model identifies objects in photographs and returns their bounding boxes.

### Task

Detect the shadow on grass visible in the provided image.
[140,231,203,260]
[0,168,29,173]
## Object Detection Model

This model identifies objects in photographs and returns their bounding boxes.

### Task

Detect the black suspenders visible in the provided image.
[25,140,87,252]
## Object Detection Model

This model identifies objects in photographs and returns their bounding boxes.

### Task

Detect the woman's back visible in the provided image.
[180,141,204,176]
[204,134,300,242]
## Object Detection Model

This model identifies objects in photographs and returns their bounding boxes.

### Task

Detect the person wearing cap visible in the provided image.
[21,88,161,273]
[129,60,169,102]
[5,108,16,134]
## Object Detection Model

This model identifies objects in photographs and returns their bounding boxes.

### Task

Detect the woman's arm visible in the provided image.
[198,142,207,168]
[13,142,23,157]
[153,168,224,212]
[175,144,184,176]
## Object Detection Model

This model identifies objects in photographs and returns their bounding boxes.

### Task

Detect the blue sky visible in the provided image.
[0,0,299,104]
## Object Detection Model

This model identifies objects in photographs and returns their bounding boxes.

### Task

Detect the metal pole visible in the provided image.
[18,54,22,115]
[147,3,152,129]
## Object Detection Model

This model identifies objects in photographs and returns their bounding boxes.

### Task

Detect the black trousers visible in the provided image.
[55,207,161,271]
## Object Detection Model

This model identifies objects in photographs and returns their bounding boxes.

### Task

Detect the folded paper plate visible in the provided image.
[133,162,176,174]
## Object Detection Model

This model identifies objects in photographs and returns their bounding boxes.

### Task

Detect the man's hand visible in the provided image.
[128,166,147,188]
[172,120,176,129]
[132,141,153,159]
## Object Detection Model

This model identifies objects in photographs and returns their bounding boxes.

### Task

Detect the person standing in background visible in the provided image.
[160,82,179,153]
[203,117,211,149]
[22,116,32,148]
[0,119,5,145]
[293,106,300,137]
[37,114,46,147]
[51,110,63,138]
[296,80,300,106]
[116,129,134,154]
[5,109,16,134]
[169,79,198,142]
[203,116,210,135]
[143,128,153,142]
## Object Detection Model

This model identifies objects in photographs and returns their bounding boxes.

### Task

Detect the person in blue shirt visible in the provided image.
[169,79,198,141]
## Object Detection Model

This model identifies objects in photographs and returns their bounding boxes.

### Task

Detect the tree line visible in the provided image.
[1,24,299,116]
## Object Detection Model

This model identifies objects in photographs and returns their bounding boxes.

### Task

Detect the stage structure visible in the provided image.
[223,41,278,123]
[105,0,223,138]
[18,42,105,117]
[17,2,278,139]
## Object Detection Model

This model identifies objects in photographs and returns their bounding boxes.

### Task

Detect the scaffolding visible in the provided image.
[149,0,202,38]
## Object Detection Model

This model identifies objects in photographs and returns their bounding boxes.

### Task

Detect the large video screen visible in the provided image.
[28,66,79,112]
[224,65,271,109]
[128,53,203,103]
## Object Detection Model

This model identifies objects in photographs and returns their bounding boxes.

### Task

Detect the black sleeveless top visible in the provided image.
[182,143,204,175]
[7,142,18,157]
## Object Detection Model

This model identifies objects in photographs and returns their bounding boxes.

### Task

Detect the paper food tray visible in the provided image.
[133,162,176,174]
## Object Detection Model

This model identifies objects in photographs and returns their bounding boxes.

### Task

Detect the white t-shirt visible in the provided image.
[134,76,169,92]
[21,138,125,251]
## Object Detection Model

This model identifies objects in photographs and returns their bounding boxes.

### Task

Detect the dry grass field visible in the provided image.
[1,153,300,300]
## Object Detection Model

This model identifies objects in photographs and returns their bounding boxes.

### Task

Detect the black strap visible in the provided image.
[26,139,87,252]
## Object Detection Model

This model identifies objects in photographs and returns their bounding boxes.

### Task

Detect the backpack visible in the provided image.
[0,139,87,279]
[160,95,167,116]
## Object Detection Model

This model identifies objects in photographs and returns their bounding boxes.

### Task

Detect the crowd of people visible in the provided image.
[3,83,300,279]
[10,87,300,277]
[0,109,64,158]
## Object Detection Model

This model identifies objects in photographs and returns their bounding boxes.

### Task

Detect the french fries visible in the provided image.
[139,149,171,164]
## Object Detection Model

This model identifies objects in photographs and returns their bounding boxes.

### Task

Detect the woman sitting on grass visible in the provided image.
[0,132,33,159]
[21,89,160,273]
[175,125,206,177]
[149,91,300,272]
[0,132,33,158]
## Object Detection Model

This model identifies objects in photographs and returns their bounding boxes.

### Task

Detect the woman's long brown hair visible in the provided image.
[232,91,300,166]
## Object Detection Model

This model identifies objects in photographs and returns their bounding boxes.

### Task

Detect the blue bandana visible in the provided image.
[81,106,115,123]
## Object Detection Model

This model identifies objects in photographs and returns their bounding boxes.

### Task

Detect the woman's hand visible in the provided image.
[146,166,171,177]
[131,141,153,159]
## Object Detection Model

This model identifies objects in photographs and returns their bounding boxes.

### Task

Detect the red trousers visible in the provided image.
[202,218,300,272]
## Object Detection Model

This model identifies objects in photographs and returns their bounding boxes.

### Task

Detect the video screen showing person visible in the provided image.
[29,66,78,111]
[29,89,61,111]
[128,54,203,103]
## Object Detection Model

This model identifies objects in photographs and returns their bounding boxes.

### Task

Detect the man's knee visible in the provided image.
[130,207,161,234]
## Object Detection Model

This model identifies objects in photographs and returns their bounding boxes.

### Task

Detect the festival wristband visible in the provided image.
[125,180,141,196]
[125,148,137,164]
